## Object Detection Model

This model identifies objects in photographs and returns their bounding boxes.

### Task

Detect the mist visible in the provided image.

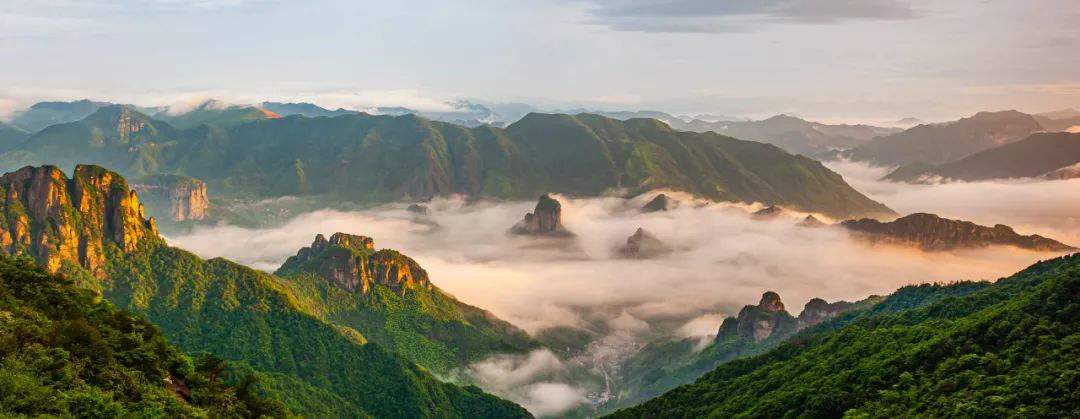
[167,186,1074,416]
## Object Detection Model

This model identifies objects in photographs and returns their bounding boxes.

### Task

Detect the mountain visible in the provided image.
[610,292,872,412]
[841,213,1076,252]
[0,164,532,418]
[843,110,1044,166]
[670,114,900,156]
[260,101,360,118]
[1033,109,1080,133]
[0,109,894,219]
[154,100,280,129]
[884,132,1080,182]
[0,121,29,153]
[1044,162,1080,180]
[510,194,574,237]
[8,99,115,132]
[274,232,539,374]
[0,255,288,417]
[609,253,1080,418]
[616,227,672,259]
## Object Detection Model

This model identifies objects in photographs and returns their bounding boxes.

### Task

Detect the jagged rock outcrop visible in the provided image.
[716,292,796,343]
[510,194,573,237]
[276,232,433,295]
[797,215,826,228]
[131,174,209,222]
[841,213,1076,252]
[406,203,430,216]
[716,292,864,344]
[641,194,675,212]
[617,228,673,259]
[797,298,856,329]
[751,205,785,219]
[0,165,159,277]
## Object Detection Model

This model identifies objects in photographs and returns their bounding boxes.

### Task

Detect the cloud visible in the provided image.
[581,0,922,33]
[166,184,1075,411]
[464,350,590,416]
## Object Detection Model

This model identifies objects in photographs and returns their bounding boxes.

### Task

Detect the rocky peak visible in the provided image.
[617,227,672,259]
[510,194,573,237]
[797,298,855,329]
[797,215,826,228]
[752,205,785,219]
[131,174,209,222]
[276,232,431,295]
[0,165,159,277]
[717,291,795,343]
[841,213,1076,252]
[641,194,674,212]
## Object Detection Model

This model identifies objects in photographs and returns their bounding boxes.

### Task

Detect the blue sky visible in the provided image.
[2,0,1078,122]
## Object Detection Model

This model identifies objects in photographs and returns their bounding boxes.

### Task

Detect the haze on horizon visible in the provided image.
[2,0,1079,123]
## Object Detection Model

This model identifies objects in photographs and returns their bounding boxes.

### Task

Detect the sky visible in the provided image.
[2,0,1079,122]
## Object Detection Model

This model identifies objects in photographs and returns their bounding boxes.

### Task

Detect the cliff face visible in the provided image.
[276,232,432,295]
[0,165,159,277]
[841,213,1076,252]
[510,194,574,237]
[132,174,209,221]
[716,292,861,343]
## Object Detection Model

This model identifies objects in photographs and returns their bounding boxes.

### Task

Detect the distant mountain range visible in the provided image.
[841,110,1045,167]
[669,114,901,156]
[884,132,1080,182]
[0,104,895,219]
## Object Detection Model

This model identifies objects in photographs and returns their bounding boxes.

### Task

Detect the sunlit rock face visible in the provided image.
[131,174,209,222]
[716,291,863,344]
[0,165,159,277]
[841,213,1076,252]
[276,232,432,295]
[510,194,574,237]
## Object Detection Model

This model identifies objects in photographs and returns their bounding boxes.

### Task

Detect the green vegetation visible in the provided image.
[2,106,894,219]
[884,132,1080,182]
[609,254,1080,418]
[154,101,279,129]
[274,233,539,374]
[0,255,287,417]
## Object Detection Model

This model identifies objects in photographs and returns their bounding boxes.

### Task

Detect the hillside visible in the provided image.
[0,255,287,417]
[843,110,1044,166]
[0,164,532,418]
[884,132,1080,182]
[154,100,280,129]
[274,232,539,374]
[1,109,895,219]
[8,99,115,132]
[0,122,29,153]
[609,253,1080,417]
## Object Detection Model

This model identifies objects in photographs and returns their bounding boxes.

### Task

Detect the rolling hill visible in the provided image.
[884,132,1080,182]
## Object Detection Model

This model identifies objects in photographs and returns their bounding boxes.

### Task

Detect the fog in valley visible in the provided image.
[166,163,1077,414]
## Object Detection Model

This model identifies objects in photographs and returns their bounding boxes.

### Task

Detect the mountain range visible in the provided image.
[670,114,901,156]
[0,104,895,219]
[0,164,532,417]
[884,132,1080,183]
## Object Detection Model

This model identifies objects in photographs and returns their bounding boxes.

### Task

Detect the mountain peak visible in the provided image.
[841,213,1076,252]
[510,194,574,237]
[276,232,430,295]
[758,291,785,312]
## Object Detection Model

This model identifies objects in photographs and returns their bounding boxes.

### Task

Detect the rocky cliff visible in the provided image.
[132,174,209,221]
[641,194,675,212]
[841,213,1076,252]
[0,165,159,277]
[716,292,862,343]
[276,232,433,295]
[510,194,574,237]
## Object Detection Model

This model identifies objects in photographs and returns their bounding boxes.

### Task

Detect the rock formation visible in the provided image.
[716,292,864,344]
[276,232,433,295]
[617,228,673,259]
[131,174,209,222]
[406,203,430,216]
[641,194,675,212]
[797,298,856,329]
[716,292,796,343]
[510,194,574,237]
[0,165,159,277]
[841,213,1076,252]
[751,205,785,219]
[797,215,827,228]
